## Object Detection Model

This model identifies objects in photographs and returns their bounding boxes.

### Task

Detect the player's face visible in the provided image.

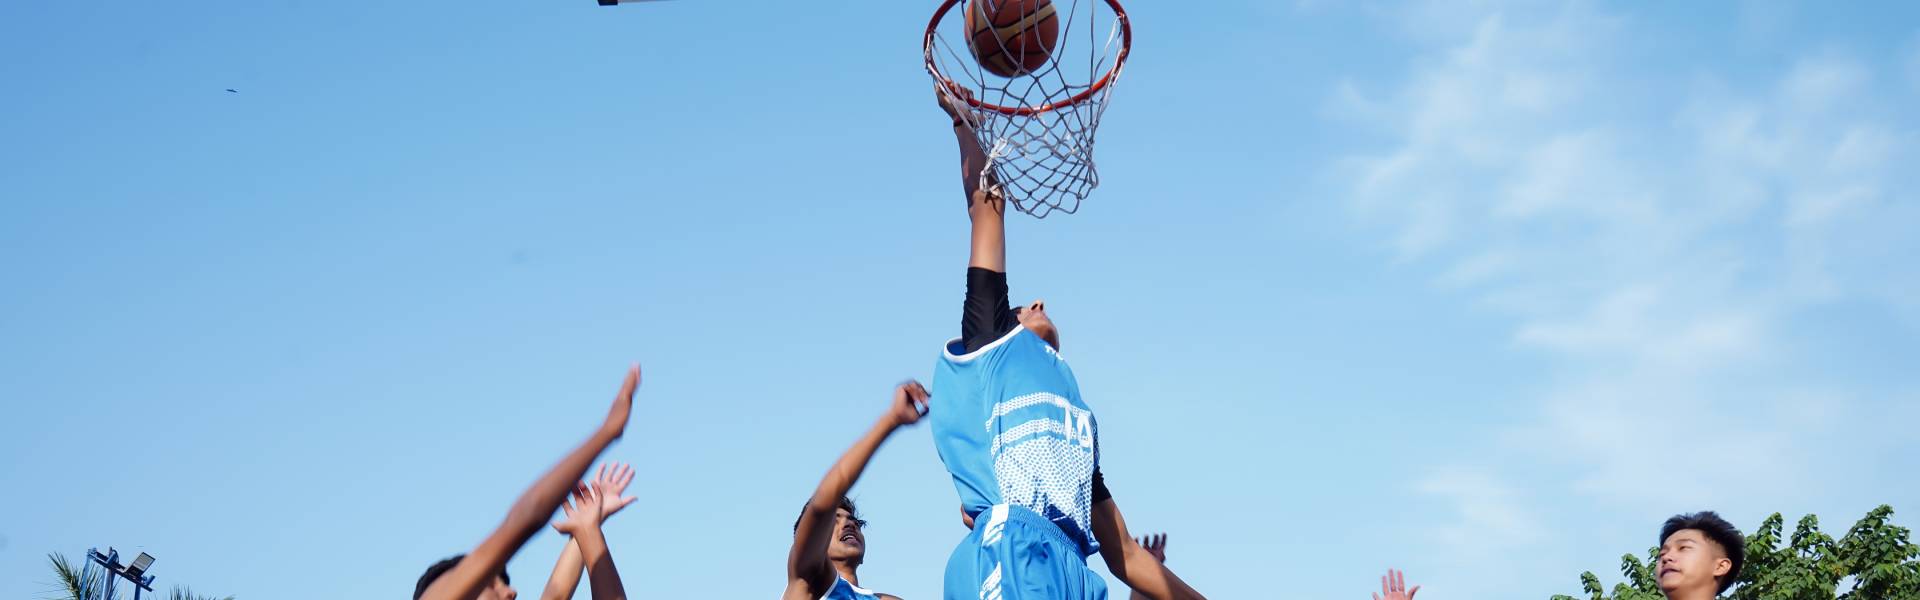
[1017,300,1059,349]
[476,575,517,600]
[827,507,868,564]
[1656,529,1728,597]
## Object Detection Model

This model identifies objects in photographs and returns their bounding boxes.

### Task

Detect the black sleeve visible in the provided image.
[962,267,1020,353]
[1091,467,1112,503]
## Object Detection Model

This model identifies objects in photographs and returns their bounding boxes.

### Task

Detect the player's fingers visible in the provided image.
[1408,585,1420,599]
[1382,575,1389,594]
[619,365,639,398]
[1396,569,1406,592]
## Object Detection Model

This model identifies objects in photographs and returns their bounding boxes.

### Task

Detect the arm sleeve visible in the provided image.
[1092,467,1112,503]
[962,267,1020,354]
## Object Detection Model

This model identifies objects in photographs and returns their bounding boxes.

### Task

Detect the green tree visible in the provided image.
[42,553,234,600]
[1552,505,1920,600]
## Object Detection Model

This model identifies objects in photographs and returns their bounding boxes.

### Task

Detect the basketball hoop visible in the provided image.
[925,0,1132,218]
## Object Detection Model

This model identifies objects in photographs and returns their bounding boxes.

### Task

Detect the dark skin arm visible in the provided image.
[1127,533,1168,600]
[1092,499,1206,600]
[417,366,639,600]
[782,382,932,600]
[939,84,1007,273]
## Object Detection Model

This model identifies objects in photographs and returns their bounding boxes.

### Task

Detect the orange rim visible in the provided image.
[924,0,1131,117]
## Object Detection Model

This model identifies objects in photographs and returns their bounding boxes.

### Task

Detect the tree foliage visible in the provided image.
[1552,505,1920,600]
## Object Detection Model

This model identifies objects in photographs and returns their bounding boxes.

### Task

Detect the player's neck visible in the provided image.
[830,559,861,587]
[1664,586,1716,600]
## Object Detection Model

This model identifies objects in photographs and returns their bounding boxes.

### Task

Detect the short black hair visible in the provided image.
[793,496,860,533]
[414,555,509,600]
[1660,511,1744,594]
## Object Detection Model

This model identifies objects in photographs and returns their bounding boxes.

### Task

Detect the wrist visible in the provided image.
[572,520,606,540]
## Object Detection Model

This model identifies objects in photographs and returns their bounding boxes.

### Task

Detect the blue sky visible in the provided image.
[2,0,1917,598]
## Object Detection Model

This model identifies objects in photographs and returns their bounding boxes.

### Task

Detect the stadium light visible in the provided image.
[87,547,157,600]
[126,552,155,579]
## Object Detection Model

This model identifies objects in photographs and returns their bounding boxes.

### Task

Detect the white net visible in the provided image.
[926,0,1131,219]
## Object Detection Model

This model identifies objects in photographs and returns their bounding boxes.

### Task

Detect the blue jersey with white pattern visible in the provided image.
[821,576,881,600]
[932,325,1101,557]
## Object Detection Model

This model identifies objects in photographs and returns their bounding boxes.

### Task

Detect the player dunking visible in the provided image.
[930,87,1205,600]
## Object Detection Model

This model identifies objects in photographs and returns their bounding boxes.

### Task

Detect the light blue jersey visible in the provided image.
[821,576,882,600]
[932,325,1101,558]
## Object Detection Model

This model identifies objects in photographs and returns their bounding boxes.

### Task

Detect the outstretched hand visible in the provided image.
[602,365,639,438]
[888,380,932,428]
[552,482,604,536]
[591,462,638,521]
[1373,569,1420,600]
[1138,533,1168,564]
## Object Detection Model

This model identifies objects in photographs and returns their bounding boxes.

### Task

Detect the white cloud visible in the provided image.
[1330,0,1920,566]
[1416,466,1544,555]
[1781,55,1872,115]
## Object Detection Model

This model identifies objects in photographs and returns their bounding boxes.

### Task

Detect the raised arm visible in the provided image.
[552,478,631,600]
[785,381,932,597]
[418,366,639,600]
[1092,498,1206,600]
[540,463,638,600]
[938,84,1006,273]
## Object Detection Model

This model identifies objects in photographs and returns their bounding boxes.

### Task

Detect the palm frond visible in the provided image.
[169,585,235,600]
[44,552,104,600]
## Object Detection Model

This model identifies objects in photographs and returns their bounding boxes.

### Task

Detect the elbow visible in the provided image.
[1098,546,1132,581]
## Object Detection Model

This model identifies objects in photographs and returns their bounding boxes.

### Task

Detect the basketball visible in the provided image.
[965,0,1060,78]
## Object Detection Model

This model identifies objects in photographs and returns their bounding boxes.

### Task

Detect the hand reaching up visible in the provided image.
[1373,569,1420,600]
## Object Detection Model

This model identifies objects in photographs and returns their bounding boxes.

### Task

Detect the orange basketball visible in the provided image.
[965,0,1060,78]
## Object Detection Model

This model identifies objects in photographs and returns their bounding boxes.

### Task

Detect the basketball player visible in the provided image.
[932,86,1205,600]
[418,463,637,600]
[1655,512,1744,600]
[782,381,931,600]
[414,366,639,600]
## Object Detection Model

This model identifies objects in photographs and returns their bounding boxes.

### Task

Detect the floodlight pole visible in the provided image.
[87,547,157,600]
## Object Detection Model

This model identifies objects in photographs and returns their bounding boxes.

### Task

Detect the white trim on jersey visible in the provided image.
[941,325,1027,363]
[817,575,881,600]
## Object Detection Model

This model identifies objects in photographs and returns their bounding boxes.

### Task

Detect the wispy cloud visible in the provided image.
[1416,466,1543,556]
[1330,0,1920,566]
